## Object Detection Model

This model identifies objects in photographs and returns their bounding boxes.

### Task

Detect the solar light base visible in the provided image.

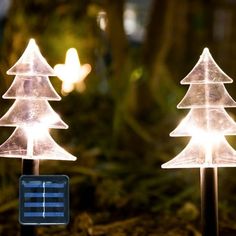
[20,159,39,236]
[200,167,219,236]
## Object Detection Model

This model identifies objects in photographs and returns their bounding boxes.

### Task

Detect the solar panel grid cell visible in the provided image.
[19,175,69,225]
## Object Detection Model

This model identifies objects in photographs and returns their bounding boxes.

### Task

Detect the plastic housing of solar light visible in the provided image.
[162,48,236,168]
[0,39,76,161]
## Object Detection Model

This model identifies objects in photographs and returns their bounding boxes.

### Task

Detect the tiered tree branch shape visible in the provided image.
[162,48,236,168]
[0,39,76,161]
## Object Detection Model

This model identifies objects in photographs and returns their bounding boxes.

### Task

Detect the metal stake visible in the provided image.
[20,159,39,236]
[200,167,219,236]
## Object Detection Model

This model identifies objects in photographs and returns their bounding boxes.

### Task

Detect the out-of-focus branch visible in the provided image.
[104,0,129,83]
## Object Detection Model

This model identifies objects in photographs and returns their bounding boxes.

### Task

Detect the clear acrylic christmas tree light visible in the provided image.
[162,48,236,236]
[0,39,76,161]
[162,48,236,168]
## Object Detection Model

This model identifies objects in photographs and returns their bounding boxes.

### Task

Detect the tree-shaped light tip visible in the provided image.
[161,162,170,169]
[203,47,210,54]
[27,38,39,52]
[201,47,211,62]
[67,48,77,55]
[29,38,36,45]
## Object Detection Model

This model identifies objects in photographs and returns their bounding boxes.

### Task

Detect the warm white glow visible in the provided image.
[0,39,77,161]
[7,38,55,76]
[193,133,221,166]
[191,131,221,143]
[54,48,91,95]
[170,108,236,137]
[24,125,48,140]
[162,48,236,168]
[97,11,107,31]
[0,127,76,161]
[124,8,137,35]
[40,112,68,129]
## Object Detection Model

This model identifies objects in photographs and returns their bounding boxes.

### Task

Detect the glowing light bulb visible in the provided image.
[54,48,91,95]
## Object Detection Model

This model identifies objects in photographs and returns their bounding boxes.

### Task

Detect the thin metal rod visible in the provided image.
[20,159,39,236]
[200,167,219,236]
[21,159,39,175]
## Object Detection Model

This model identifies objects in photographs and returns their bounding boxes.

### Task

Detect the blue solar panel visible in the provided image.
[19,175,69,225]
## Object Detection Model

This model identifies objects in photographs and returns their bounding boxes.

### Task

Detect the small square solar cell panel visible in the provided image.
[19,175,69,225]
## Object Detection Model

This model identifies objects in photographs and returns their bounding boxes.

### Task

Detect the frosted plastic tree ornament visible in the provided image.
[0,39,76,161]
[162,48,236,168]
[54,48,91,95]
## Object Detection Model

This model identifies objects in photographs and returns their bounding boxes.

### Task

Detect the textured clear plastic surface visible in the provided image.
[3,75,60,100]
[162,136,236,168]
[178,83,236,108]
[162,48,236,168]
[171,108,236,136]
[7,39,55,76]
[0,39,77,161]
[0,99,67,128]
[181,48,232,84]
[0,128,76,160]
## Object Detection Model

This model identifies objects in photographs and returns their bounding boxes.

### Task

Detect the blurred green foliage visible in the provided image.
[0,0,236,235]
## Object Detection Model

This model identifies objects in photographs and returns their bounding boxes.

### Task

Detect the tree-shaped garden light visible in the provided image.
[0,39,76,162]
[0,39,76,235]
[162,48,236,236]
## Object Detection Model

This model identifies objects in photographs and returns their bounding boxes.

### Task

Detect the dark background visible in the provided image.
[1,0,236,235]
